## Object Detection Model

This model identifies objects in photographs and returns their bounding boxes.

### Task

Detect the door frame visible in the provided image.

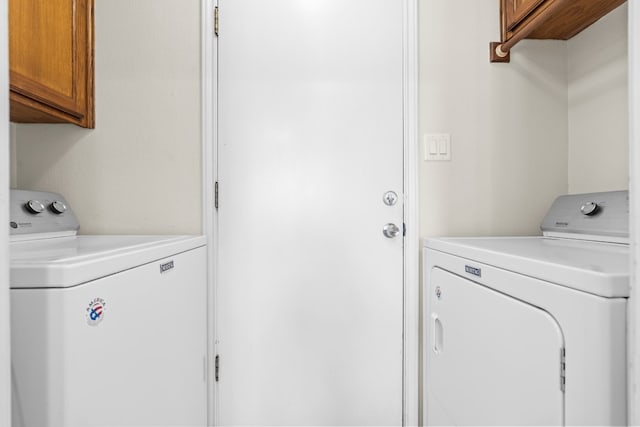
[629,1,640,424]
[1,0,11,423]
[200,1,419,424]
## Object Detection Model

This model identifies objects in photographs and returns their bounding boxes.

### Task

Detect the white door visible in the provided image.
[426,268,564,426]
[216,1,405,425]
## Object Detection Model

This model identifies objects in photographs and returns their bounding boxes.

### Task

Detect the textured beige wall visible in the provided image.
[13,0,201,235]
[568,4,628,194]
[420,0,569,238]
[9,124,16,187]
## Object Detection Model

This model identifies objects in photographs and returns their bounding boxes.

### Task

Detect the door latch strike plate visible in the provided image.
[215,181,219,209]
[214,6,219,37]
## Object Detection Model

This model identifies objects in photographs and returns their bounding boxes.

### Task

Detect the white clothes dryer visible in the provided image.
[9,189,208,427]
[423,191,629,426]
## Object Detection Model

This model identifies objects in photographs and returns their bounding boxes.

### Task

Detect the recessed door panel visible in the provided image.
[9,0,91,118]
[505,0,545,30]
[426,267,564,426]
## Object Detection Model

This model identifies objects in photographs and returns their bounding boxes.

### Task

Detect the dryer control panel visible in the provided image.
[540,190,628,242]
[9,189,79,238]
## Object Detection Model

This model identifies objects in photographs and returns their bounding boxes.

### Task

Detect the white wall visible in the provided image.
[9,125,16,188]
[13,0,202,235]
[420,0,569,238]
[0,0,11,423]
[568,4,628,194]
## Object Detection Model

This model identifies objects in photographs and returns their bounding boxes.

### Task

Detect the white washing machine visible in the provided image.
[9,189,208,427]
[423,191,629,426]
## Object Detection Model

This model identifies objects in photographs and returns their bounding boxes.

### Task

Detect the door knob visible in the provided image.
[383,191,398,206]
[382,223,401,238]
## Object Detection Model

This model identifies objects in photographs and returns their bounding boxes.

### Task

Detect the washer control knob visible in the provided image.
[25,200,45,214]
[580,201,599,216]
[50,200,67,215]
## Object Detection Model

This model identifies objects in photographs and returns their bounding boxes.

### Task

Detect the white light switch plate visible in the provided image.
[424,134,451,161]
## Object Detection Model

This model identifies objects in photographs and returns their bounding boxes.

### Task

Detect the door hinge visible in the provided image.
[215,181,219,209]
[403,223,406,237]
[215,354,220,382]
[214,6,219,37]
[560,348,566,392]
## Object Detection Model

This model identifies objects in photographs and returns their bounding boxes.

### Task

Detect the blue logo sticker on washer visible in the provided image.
[86,298,106,326]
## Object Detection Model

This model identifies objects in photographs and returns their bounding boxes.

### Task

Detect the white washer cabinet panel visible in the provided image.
[423,246,627,426]
[11,247,208,427]
[426,267,564,426]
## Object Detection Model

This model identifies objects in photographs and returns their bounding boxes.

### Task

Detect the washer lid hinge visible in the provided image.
[560,347,566,392]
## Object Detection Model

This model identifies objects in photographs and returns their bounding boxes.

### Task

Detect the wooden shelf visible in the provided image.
[491,0,627,63]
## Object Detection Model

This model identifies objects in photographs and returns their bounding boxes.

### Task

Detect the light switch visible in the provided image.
[429,139,438,155]
[424,133,451,161]
[438,139,447,154]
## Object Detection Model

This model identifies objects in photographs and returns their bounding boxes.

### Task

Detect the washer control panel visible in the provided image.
[540,190,628,240]
[10,189,79,237]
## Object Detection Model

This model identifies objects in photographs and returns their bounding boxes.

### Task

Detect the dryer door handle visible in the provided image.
[432,313,444,354]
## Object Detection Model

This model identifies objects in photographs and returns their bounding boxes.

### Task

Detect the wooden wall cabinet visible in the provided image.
[504,0,546,32]
[9,0,95,128]
[492,0,626,62]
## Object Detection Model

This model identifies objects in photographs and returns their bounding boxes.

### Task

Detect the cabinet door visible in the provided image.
[504,0,545,30]
[425,267,564,426]
[9,0,94,127]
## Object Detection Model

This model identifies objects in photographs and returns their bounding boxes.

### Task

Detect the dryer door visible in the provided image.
[426,267,564,426]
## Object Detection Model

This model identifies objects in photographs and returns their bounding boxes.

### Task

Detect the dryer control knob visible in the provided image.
[25,200,45,214]
[580,201,599,216]
[50,200,67,215]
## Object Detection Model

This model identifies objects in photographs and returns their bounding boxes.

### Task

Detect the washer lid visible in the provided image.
[10,235,207,289]
[424,236,629,298]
